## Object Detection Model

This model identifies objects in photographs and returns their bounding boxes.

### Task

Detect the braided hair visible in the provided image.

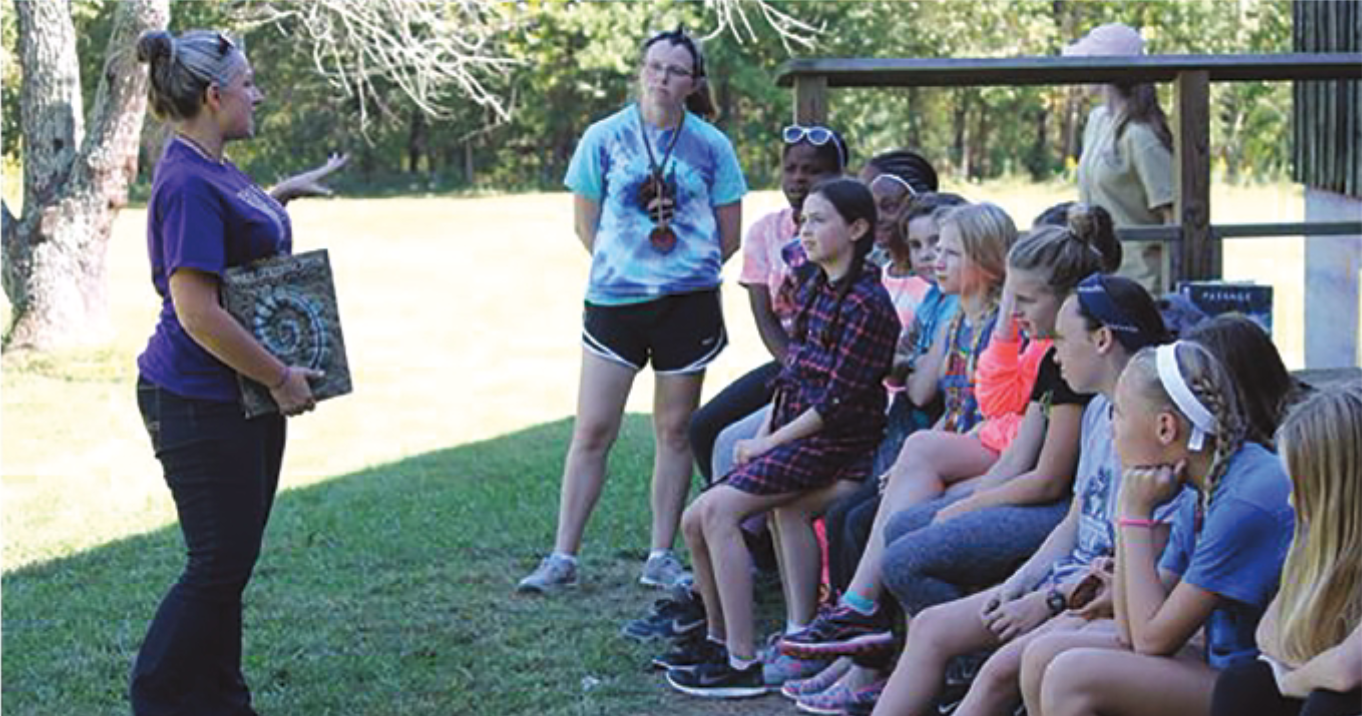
[1186,314,1304,449]
[791,178,877,350]
[1126,341,1247,517]
[865,149,939,194]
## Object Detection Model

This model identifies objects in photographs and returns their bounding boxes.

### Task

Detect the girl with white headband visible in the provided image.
[1018,340,1295,716]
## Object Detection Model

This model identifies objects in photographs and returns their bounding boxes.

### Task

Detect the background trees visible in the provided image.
[0,0,1296,350]
[2,0,1296,198]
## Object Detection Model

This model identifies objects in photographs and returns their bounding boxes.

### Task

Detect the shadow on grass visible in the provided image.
[2,415,791,716]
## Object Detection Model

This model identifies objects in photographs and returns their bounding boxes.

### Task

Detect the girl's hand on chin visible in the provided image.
[1117,460,1185,517]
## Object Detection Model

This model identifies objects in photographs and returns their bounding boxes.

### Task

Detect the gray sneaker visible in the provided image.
[517,554,578,594]
[639,551,690,589]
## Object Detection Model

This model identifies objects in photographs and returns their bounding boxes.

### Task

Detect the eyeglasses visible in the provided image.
[645,28,706,79]
[869,172,919,198]
[644,60,694,81]
[782,125,847,170]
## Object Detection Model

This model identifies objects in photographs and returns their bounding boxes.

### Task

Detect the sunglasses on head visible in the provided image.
[783,125,847,171]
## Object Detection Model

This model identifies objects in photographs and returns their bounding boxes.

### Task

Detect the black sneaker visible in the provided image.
[666,660,768,699]
[779,603,894,658]
[621,588,706,642]
[651,633,725,673]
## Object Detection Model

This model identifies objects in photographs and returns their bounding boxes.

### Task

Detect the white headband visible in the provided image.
[1155,342,1218,451]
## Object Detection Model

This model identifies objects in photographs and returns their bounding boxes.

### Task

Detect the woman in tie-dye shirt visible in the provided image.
[518,27,747,595]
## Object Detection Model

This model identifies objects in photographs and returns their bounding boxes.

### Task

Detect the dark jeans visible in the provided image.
[825,393,938,595]
[131,378,286,716]
[1212,658,1362,716]
[689,360,780,484]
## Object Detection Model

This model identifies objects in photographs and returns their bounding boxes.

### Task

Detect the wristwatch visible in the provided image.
[1046,587,1067,616]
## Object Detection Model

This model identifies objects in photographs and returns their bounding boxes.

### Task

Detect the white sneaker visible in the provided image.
[639,551,690,589]
[517,554,578,594]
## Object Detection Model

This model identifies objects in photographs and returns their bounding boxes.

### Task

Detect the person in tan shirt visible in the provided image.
[1067,23,1176,295]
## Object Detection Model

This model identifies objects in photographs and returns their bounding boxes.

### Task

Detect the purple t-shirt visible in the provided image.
[137,138,292,402]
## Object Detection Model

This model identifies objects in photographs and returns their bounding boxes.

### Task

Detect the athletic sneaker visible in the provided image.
[795,678,885,715]
[762,651,831,686]
[779,657,852,700]
[666,660,768,699]
[639,551,690,589]
[620,587,706,642]
[515,554,577,594]
[779,603,894,658]
[651,633,725,673]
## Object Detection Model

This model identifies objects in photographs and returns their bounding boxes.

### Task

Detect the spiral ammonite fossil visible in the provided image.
[252,287,329,370]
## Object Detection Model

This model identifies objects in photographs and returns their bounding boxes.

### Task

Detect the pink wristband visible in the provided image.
[1117,517,1159,529]
[271,365,291,390]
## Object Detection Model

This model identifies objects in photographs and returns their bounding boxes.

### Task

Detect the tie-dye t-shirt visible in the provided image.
[565,104,747,305]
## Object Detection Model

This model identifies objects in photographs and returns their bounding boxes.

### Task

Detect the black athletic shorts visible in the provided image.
[582,289,727,374]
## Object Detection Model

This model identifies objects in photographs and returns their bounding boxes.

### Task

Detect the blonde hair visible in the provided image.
[939,202,1016,299]
[1271,386,1362,665]
[1125,341,1247,515]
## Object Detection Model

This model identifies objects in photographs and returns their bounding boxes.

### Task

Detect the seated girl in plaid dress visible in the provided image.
[662,178,900,699]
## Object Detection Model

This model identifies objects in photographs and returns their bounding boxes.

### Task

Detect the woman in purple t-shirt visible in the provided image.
[131,28,344,715]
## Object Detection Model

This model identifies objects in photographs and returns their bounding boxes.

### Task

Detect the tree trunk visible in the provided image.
[2,0,169,352]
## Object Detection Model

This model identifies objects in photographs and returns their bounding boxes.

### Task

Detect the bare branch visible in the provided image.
[701,0,822,52]
[244,0,525,129]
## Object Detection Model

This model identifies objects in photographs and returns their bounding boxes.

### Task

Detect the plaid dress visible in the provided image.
[722,262,900,495]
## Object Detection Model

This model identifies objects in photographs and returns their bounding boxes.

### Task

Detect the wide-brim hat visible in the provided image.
[1064,22,1145,57]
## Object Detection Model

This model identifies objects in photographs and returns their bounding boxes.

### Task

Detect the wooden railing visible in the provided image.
[776,53,1362,284]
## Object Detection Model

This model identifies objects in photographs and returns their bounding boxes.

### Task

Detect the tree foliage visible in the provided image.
[1,0,1298,198]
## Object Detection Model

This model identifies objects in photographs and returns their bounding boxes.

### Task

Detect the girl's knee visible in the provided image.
[1020,632,1065,692]
[682,501,708,540]
[974,645,1023,694]
[571,420,618,453]
[1039,650,1103,715]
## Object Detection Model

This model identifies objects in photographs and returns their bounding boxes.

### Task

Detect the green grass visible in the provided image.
[0,416,722,715]
[0,184,1313,714]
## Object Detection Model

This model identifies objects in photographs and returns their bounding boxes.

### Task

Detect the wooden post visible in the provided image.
[794,75,828,124]
[1173,70,1215,283]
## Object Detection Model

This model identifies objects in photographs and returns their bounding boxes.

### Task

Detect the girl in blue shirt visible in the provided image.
[1019,340,1294,716]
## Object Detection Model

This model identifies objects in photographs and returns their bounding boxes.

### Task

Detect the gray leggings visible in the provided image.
[881,495,1070,615]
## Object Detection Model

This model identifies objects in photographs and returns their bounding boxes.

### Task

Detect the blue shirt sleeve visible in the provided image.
[160,174,227,278]
[1181,497,1290,607]
[564,122,606,201]
[709,133,747,206]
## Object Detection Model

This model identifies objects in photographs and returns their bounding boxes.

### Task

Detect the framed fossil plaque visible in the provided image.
[221,249,353,418]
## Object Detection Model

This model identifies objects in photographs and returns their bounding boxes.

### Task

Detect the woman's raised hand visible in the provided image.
[271,153,349,204]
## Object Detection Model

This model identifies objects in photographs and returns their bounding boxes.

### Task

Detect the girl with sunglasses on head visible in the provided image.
[131,28,347,715]
[1211,386,1362,716]
[661,179,899,699]
[518,27,747,595]
[1019,340,1294,716]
